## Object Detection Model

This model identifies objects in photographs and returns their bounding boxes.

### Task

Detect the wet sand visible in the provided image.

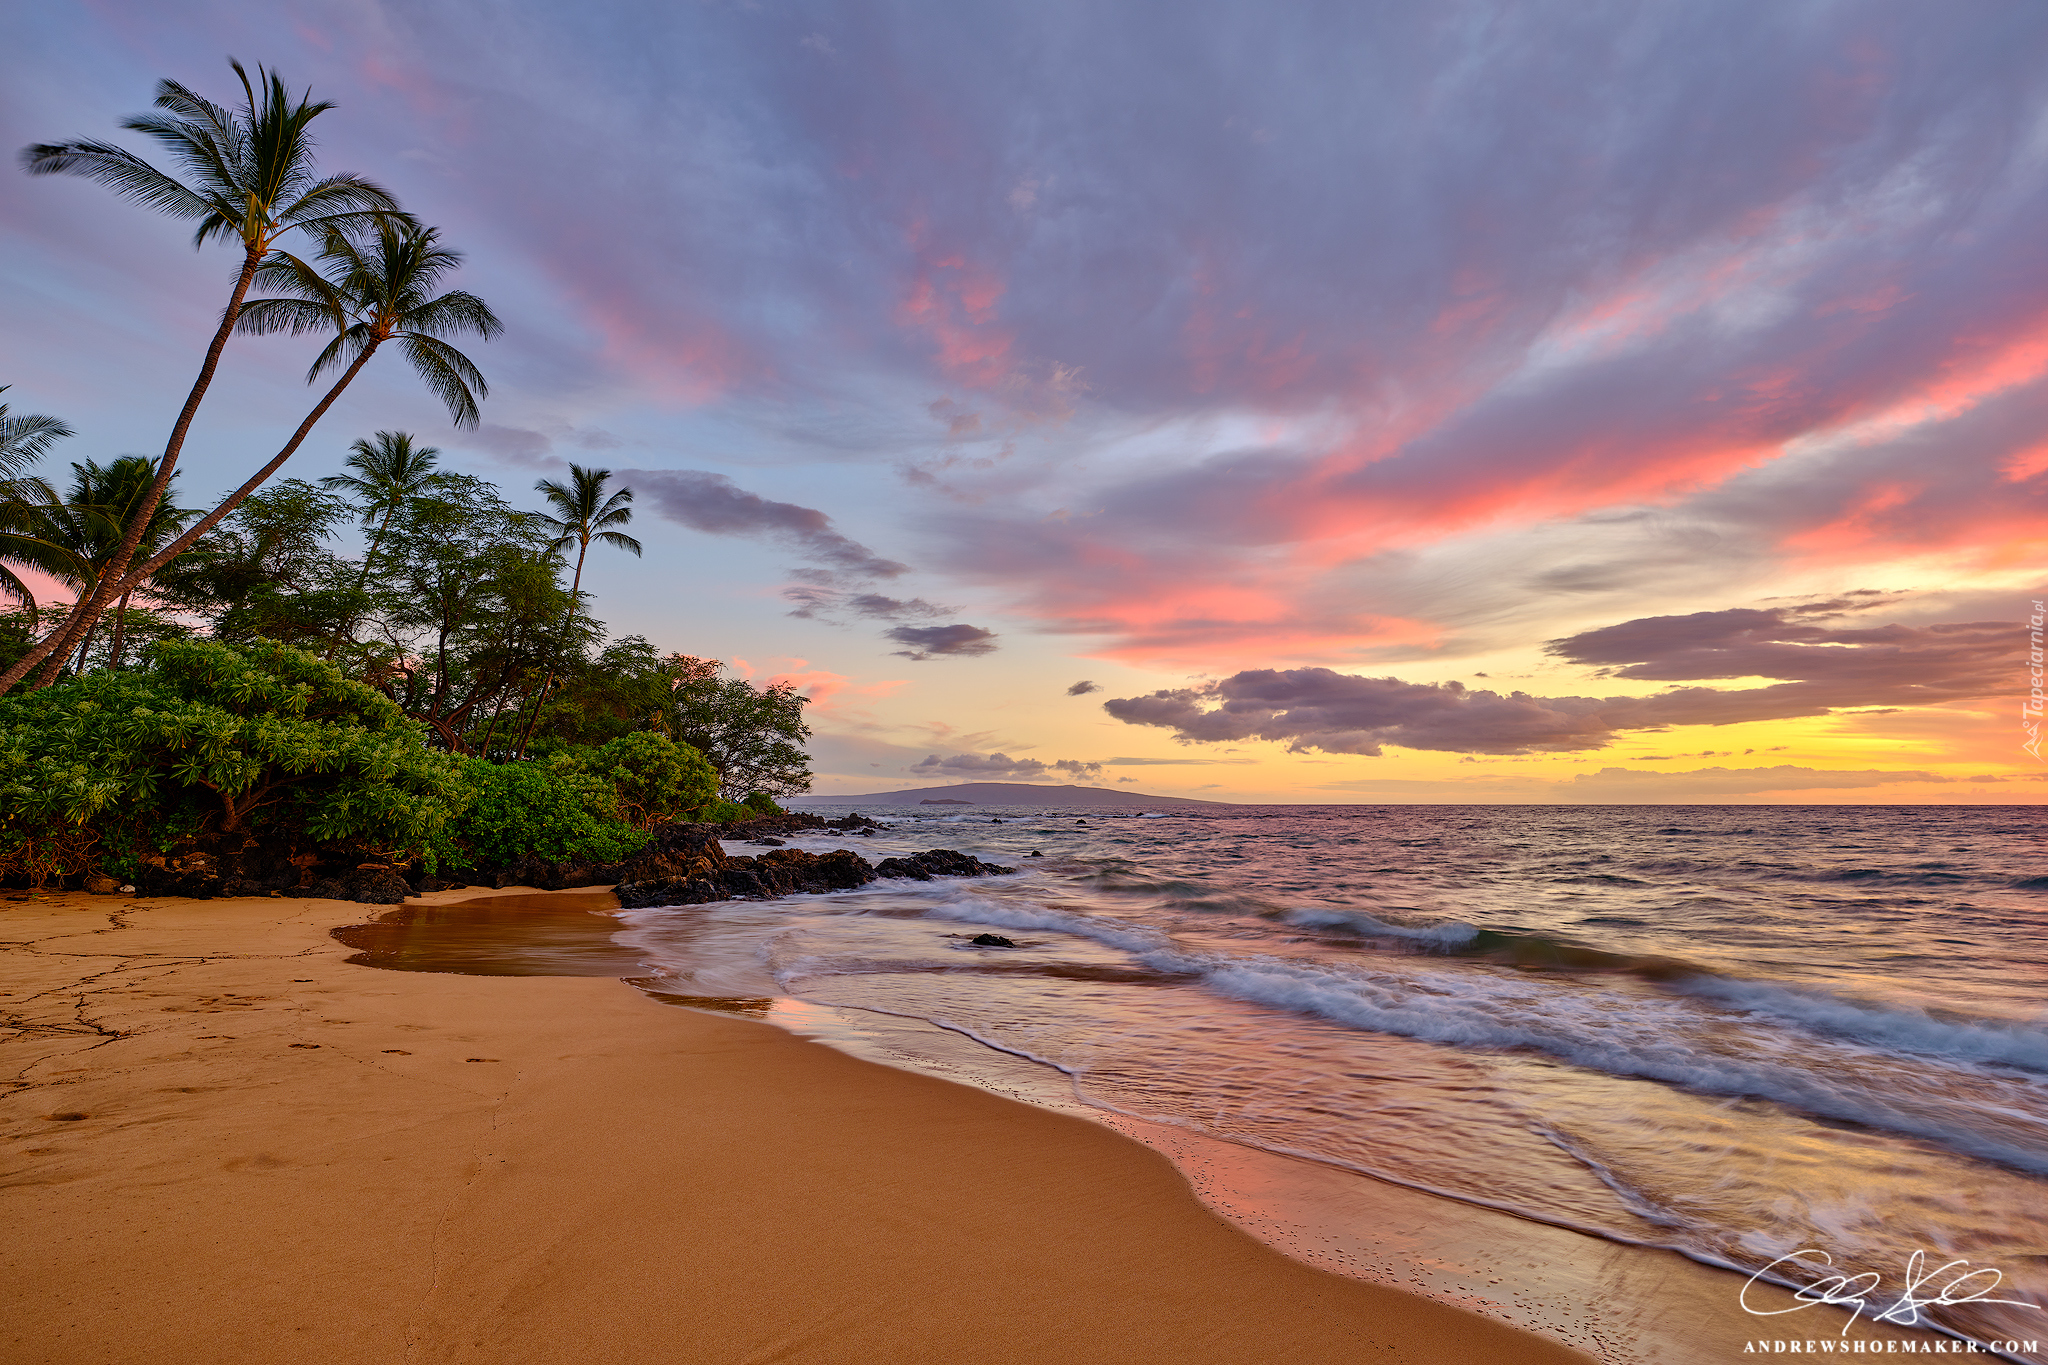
[1,887,1595,1364]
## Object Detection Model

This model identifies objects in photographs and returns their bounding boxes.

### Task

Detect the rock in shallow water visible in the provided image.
[871,849,1016,881]
[613,834,1012,910]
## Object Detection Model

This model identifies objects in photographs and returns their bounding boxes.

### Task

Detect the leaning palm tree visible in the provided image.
[320,431,451,590]
[12,219,501,689]
[12,59,403,691]
[0,388,76,624]
[512,465,641,756]
[36,457,193,670]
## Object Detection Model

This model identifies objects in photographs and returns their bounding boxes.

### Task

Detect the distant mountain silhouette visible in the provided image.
[795,782,1225,807]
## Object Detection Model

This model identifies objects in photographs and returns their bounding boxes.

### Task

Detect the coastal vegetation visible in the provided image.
[0,59,811,890]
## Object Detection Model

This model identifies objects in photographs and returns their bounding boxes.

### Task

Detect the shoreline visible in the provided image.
[2,888,1593,1364]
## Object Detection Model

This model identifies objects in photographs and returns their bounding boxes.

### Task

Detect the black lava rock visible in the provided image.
[872,849,1017,881]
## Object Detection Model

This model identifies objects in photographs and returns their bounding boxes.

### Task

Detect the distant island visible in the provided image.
[798,782,1227,807]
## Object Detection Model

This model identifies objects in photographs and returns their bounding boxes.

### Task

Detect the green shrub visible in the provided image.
[741,791,783,816]
[452,758,649,867]
[563,731,718,829]
[700,798,752,823]
[0,638,472,883]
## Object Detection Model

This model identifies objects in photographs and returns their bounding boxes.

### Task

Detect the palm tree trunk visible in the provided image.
[355,504,399,593]
[107,590,133,670]
[11,245,266,692]
[513,542,588,759]
[324,503,400,662]
[94,341,385,608]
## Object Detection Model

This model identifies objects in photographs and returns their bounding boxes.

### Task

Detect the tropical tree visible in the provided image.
[11,60,403,692]
[319,431,451,590]
[658,656,814,801]
[368,474,574,752]
[0,388,75,623]
[35,457,194,670]
[514,464,640,756]
[29,217,504,690]
[152,478,355,643]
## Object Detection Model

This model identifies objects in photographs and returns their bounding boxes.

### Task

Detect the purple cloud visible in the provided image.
[887,623,998,660]
[913,752,1102,780]
[626,469,907,579]
[1105,600,2018,755]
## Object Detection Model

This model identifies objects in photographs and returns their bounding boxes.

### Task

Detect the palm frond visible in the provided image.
[396,334,487,429]
[235,297,343,337]
[397,289,504,341]
[594,530,643,557]
[277,174,406,231]
[0,563,41,624]
[0,402,76,474]
[19,140,216,219]
[306,326,376,384]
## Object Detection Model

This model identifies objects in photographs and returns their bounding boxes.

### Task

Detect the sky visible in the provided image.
[4,0,2046,803]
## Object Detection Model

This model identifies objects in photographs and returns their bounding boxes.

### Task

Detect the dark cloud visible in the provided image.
[1066,680,1101,695]
[1545,603,2014,699]
[785,587,951,622]
[1106,602,2017,755]
[888,624,999,660]
[912,752,1103,780]
[627,469,907,579]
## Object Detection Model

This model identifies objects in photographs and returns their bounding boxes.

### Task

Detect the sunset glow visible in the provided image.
[5,0,2043,802]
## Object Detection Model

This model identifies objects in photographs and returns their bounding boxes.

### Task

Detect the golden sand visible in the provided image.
[0,886,1611,1364]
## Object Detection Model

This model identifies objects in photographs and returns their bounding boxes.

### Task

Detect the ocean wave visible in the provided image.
[1192,955,2048,1174]
[916,893,1178,955]
[1675,976,2048,1074]
[1281,907,1481,947]
[892,892,2048,1174]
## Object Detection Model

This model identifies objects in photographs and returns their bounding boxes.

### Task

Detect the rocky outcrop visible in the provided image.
[872,849,1016,881]
[611,828,1013,910]
[610,824,878,909]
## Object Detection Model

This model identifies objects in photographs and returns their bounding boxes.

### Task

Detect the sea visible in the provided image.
[607,804,2046,1360]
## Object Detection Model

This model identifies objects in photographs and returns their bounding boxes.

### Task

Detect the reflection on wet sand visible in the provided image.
[333,890,645,976]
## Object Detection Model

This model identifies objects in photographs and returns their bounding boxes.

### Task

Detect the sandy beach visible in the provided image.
[1,887,1597,1365]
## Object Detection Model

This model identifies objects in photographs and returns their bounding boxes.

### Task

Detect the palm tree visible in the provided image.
[11,60,403,691]
[0,388,75,623]
[513,465,642,756]
[320,431,451,590]
[37,457,192,670]
[15,219,502,688]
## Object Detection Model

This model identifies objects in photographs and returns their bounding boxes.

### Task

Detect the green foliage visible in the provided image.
[699,799,754,823]
[452,758,647,867]
[742,791,783,816]
[569,731,718,829]
[0,638,472,883]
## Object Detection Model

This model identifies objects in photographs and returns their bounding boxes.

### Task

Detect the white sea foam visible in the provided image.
[917,893,1179,956]
[1675,976,2048,1074]
[1282,906,1481,947]
[1190,955,2048,1174]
